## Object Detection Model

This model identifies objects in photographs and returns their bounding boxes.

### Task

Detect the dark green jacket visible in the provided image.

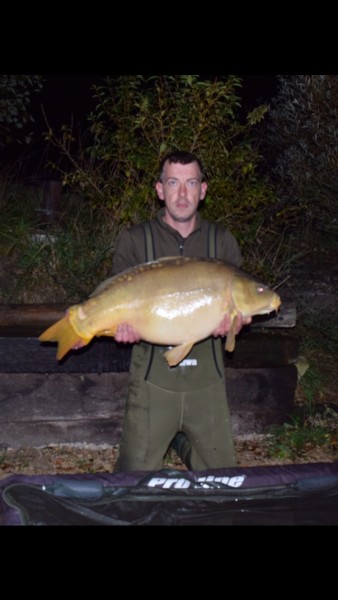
[112,208,242,391]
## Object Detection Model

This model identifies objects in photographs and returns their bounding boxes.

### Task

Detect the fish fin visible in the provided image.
[39,316,90,360]
[225,313,238,353]
[164,341,195,367]
[95,328,117,338]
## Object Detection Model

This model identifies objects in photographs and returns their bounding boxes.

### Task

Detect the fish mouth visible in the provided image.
[266,298,281,315]
[254,296,281,315]
[272,296,282,311]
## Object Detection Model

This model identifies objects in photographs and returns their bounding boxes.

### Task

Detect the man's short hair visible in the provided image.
[159,151,205,182]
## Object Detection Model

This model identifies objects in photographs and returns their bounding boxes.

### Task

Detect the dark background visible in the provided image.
[35,74,278,127]
[2,75,279,177]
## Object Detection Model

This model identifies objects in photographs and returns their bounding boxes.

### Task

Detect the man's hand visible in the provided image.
[212,312,252,337]
[115,323,141,344]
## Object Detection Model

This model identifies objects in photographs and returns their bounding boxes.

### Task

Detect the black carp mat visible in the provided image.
[1,461,338,525]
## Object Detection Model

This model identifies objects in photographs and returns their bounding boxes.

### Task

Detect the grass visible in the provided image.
[243,225,312,286]
[0,177,120,303]
[267,413,333,461]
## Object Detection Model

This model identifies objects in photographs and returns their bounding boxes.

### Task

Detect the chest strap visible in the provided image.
[207,222,217,259]
[143,221,155,262]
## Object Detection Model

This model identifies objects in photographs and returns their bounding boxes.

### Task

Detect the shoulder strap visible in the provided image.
[143,221,155,262]
[207,222,217,258]
[207,221,223,376]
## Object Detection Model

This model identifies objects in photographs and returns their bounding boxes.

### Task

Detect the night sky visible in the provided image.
[32,75,102,131]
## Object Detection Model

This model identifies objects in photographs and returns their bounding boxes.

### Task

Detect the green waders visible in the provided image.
[116,377,236,472]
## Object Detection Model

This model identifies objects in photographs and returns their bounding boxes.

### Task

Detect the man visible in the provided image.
[113,151,250,472]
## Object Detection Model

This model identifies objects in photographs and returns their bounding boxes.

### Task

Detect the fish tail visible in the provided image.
[39,316,90,360]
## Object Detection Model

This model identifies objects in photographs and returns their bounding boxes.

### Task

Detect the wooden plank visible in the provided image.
[0,330,298,373]
[0,367,297,447]
[0,304,67,336]
[0,336,131,373]
[225,365,297,435]
[251,302,296,328]
[225,331,299,367]
[0,373,128,447]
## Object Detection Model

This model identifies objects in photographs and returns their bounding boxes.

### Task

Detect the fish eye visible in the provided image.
[256,285,266,293]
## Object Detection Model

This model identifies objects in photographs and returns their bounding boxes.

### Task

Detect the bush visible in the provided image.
[0,177,118,302]
[0,75,43,148]
[259,75,338,233]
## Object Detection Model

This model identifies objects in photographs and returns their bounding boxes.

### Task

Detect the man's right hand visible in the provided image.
[115,323,141,344]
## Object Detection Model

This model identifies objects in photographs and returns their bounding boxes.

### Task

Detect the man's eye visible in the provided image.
[187,180,199,188]
[167,180,178,187]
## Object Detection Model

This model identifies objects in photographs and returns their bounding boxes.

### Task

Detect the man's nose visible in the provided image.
[178,182,187,196]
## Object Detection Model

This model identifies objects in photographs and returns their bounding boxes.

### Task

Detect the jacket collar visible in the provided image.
[156,207,202,237]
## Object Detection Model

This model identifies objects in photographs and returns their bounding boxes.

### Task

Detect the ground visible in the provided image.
[0,432,337,480]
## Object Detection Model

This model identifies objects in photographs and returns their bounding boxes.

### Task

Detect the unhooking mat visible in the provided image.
[1,461,338,525]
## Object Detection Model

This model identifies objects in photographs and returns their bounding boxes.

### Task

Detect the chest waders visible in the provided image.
[128,221,224,392]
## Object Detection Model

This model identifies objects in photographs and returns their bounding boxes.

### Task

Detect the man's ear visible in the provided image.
[200,181,208,201]
[155,181,164,200]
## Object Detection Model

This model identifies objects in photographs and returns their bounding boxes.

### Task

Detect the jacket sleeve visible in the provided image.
[218,228,243,268]
[112,225,146,274]
[112,229,137,275]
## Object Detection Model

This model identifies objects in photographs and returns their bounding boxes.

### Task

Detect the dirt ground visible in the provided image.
[0,432,337,481]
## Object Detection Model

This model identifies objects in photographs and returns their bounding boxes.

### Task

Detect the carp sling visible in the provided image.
[39,257,281,366]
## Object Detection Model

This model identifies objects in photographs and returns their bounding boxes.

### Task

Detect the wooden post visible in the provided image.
[38,179,62,225]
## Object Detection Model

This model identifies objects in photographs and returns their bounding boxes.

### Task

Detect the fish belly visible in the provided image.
[134,292,225,345]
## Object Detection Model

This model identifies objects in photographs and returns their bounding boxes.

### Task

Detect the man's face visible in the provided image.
[155,160,207,224]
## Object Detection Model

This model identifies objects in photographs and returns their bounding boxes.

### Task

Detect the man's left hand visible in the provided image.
[213,312,252,337]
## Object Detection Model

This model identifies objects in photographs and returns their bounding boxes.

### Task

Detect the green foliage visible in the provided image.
[46,75,275,268]
[0,178,118,302]
[0,75,43,148]
[294,308,338,406]
[267,414,331,460]
[259,75,338,233]
[299,366,325,413]
[0,177,40,251]
[15,217,117,302]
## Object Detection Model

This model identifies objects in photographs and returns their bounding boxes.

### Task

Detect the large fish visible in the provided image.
[39,257,281,366]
